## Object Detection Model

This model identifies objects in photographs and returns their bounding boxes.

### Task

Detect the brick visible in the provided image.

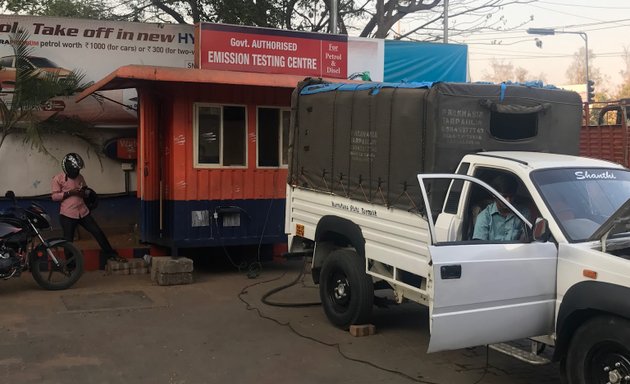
[107,268,130,276]
[156,272,193,286]
[127,258,147,269]
[349,324,376,337]
[129,267,149,275]
[106,260,129,271]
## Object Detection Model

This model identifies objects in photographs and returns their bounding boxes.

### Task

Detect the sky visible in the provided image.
[424,0,630,93]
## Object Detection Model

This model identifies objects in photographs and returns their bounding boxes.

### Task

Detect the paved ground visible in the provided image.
[0,257,562,384]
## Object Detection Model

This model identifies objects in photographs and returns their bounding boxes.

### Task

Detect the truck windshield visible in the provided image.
[531,168,630,242]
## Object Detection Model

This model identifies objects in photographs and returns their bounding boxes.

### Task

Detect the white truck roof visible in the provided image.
[465,151,626,171]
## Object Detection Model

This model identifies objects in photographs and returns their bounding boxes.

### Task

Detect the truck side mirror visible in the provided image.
[533,217,551,242]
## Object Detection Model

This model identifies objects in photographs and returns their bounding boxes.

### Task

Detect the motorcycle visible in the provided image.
[0,191,83,290]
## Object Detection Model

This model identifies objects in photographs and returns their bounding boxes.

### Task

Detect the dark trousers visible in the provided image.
[59,214,117,256]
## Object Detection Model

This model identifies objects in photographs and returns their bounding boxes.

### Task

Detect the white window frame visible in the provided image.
[256,106,290,169]
[193,102,248,169]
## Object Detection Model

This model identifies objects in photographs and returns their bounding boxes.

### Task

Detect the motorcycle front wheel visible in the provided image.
[29,241,84,290]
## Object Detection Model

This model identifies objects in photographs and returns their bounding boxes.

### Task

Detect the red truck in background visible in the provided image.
[580,99,630,167]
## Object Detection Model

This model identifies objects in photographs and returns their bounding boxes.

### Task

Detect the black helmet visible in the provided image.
[62,153,84,179]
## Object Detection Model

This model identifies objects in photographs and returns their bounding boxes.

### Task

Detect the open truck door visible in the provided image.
[417,174,558,353]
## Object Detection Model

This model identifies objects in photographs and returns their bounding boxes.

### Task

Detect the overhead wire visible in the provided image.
[538,0,630,10]
[527,3,605,22]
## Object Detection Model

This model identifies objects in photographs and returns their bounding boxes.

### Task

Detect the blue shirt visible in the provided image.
[472,202,530,241]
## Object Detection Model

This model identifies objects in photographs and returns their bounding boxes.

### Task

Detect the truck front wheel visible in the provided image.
[565,315,630,384]
[319,249,373,329]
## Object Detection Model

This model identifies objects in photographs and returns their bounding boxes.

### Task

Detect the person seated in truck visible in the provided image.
[472,174,530,242]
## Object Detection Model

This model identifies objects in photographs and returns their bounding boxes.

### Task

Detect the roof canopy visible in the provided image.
[77,65,333,102]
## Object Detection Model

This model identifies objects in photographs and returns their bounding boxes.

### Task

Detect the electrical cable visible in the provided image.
[471,346,490,384]
[237,268,439,384]
[238,261,500,384]
[260,255,320,307]
[213,166,280,278]
[251,171,277,279]
[212,214,249,272]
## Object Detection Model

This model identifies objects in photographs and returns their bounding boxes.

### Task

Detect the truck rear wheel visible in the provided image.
[565,315,630,384]
[319,249,373,329]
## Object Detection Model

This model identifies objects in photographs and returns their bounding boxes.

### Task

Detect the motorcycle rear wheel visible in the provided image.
[29,241,84,290]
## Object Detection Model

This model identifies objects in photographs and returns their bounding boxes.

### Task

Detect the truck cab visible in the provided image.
[418,151,630,382]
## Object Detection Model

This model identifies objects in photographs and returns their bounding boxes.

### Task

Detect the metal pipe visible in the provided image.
[582,32,589,101]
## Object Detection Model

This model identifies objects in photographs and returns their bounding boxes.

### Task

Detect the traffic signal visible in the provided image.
[587,80,595,103]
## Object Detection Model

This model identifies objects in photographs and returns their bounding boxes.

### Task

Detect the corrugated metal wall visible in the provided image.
[164,83,289,201]
[138,82,291,248]
[580,124,630,168]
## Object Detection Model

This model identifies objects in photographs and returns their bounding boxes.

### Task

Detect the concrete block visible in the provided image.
[150,257,171,282]
[150,257,194,282]
[159,258,193,274]
[349,324,376,337]
[156,272,193,286]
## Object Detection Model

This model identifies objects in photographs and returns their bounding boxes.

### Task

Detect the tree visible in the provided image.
[565,47,604,85]
[565,47,609,101]
[482,59,514,83]
[390,0,537,41]
[481,58,546,84]
[0,30,99,157]
[616,45,630,99]
[3,0,116,19]
[6,0,537,40]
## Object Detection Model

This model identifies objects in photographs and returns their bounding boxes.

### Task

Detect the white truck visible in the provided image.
[285,79,630,383]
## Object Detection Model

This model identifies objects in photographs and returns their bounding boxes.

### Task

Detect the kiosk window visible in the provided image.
[258,107,290,167]
[195,104,246,167]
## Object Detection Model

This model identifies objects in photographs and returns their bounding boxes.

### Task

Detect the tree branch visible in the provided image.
[151,0,188,23]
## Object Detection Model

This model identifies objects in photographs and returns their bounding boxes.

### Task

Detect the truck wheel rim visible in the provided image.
[328,269,351,310]
[589,342,630,384]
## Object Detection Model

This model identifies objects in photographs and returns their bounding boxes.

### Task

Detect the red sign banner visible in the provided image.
[196,23,348,78]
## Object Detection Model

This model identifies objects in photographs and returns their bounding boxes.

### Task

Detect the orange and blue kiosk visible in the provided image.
[77,24,352,255]
[79,66,307,255]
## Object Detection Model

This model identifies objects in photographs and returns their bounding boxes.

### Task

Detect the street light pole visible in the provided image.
[331,0,338,34]
[444,0,449,43]
[526,28,590,102]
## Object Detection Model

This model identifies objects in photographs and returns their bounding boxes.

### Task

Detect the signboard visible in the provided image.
[0,16,195,80]
[0,15,195,128]
[196,23,348,78]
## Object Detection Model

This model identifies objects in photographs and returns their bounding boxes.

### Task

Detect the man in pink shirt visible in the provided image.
[51,153,125,263]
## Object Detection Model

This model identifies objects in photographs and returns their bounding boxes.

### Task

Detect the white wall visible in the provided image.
[0,131,137,197]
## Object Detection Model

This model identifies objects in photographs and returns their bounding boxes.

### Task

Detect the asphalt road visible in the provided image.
[0,258,562,384]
